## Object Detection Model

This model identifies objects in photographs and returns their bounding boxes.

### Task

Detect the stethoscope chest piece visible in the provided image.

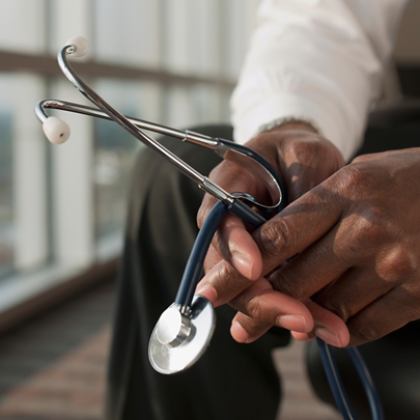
[148,296,215,374]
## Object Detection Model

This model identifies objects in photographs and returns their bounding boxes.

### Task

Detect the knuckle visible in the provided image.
[398,283,420,313]
[336,209,387,259]
[291,138,323,160]
[213,261,249,302]
[352,153,373,164]
[257,218,291,258]
[209,263,233,297]
[377,245,417,283]
[337,165,365,194]
[289,137,344,172]
[355,212,385,244]
[217,261,235,285]
[323,301,351,322]
[247,298,264,321]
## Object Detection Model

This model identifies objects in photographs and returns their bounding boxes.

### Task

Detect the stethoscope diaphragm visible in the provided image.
[148,296,215,374]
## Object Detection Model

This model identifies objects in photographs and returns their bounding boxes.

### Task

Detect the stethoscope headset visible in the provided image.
[35,37,384,420]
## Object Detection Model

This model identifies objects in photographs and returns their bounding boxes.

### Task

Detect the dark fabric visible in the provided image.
[305,324,420,420]
[106,125,288,420]
[306,104,420,420]
[107,105,420,420]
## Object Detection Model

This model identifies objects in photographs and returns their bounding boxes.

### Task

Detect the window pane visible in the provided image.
[94,0,161,67]
[48,0,91,54]
[0,87,14,277]
[190,86,223,126]
[164,85,231,129]
[223,0,259,78]
[93,80,161,243]
[0,0,47,53]
[165,85,204,129]
[163,0,220,75]
[49,80,94,267]
[0,73,48,277]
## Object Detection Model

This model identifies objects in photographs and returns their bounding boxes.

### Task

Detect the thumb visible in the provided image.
[218,215,263,280]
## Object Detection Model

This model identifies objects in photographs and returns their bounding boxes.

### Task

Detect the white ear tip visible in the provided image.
[66,36,88,57]
[42,117,70,144]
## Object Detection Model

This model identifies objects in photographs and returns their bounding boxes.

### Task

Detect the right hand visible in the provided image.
[196,122,349,346]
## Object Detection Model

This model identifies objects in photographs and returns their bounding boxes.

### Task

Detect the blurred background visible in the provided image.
[0,0,257,286]
[0,0,419,419]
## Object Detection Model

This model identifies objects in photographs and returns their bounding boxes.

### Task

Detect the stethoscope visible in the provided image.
[35,37,383,420]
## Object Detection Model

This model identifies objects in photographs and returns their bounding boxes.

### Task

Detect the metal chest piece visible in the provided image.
[148,296,215,374]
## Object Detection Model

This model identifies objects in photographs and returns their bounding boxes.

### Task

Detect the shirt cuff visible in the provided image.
[231,91,363,162]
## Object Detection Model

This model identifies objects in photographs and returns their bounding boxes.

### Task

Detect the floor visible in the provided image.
[0,281,340,420]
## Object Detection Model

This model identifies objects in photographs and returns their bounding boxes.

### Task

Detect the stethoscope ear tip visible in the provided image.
[65,36,88,58]
[42,116,70,144]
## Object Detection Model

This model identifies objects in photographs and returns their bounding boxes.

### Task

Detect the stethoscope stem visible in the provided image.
[175,198,267,309]
[36,100,218,147]
[175,201,228,308]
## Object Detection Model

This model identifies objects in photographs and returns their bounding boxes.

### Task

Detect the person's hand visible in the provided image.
[196,122,348,345]
[202,147,420,346]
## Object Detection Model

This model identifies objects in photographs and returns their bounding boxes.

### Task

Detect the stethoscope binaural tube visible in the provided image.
[174,199,269,310]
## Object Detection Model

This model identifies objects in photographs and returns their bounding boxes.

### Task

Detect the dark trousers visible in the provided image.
[107,106,420,420]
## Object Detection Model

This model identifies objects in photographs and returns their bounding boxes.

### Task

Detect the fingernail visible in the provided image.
[315,327,342,347]
[195,284,218,304]
[276,315,308,332]
[231,251,253,278]
[230,321,250,343]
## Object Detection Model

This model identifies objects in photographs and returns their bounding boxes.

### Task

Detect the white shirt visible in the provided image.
[231,0,408,160]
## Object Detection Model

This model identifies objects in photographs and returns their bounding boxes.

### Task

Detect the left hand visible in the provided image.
[202,147,420,346]
[196,123,348,346]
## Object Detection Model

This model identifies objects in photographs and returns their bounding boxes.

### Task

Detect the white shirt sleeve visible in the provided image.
[231,0,408,160]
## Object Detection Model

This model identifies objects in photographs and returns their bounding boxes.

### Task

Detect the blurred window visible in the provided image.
[0,74,48,278]
[0,79,14,277]
[0,0,47,53]
[93,80,161,243]
[94,0,162,67]
[0,0,257,303]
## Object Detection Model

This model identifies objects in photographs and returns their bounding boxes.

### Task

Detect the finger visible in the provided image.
[277,137,344,201]
[203,217,258,276]
[212,146,342,278]
[254,182,343,275]
[197,161,258,229]
[196,259,256,307]
[306,300,350,348]
[231,314,272,343]
[217,215,263,280]
[291,331,313,341]
[314,267,396,322]
[198,165,263,279]
[267,226,350,301]
[348,286,420,346]
[203,243,223,273]
[229,279,314,342]
[292,302,351,346]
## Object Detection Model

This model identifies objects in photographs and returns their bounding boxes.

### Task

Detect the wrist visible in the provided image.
[258,120,345,166]
[259,118,319,136]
